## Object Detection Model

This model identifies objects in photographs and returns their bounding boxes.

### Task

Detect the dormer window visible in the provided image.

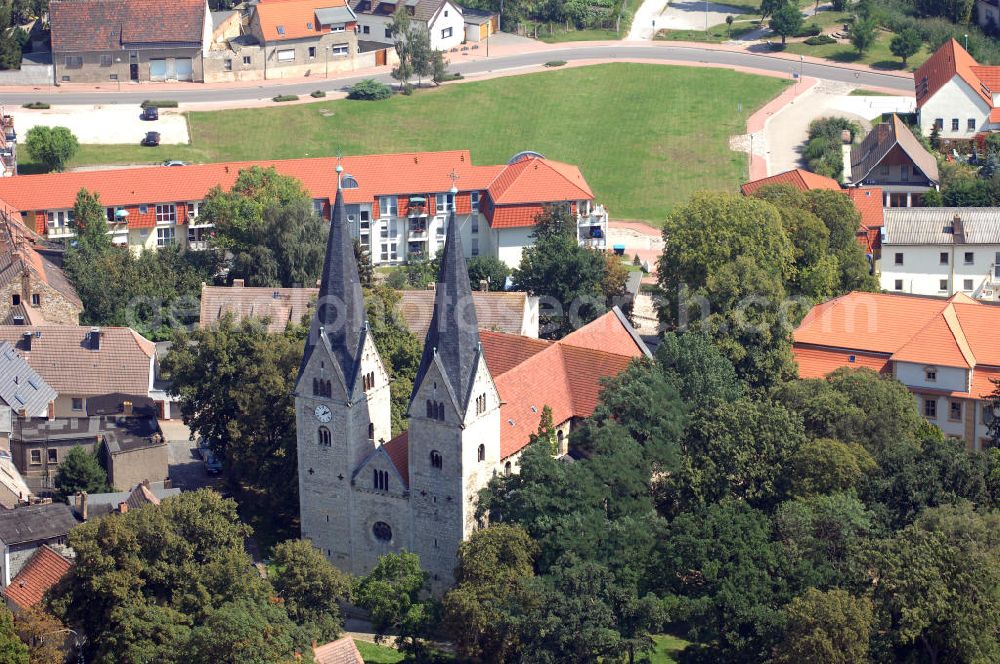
[925,367,937,382]
[277,25,285,35]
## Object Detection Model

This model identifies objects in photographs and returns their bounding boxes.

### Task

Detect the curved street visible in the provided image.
[0,42,912,105]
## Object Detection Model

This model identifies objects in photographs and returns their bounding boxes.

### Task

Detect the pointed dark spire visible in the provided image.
[301,172,366,384]
[411,205,481,410]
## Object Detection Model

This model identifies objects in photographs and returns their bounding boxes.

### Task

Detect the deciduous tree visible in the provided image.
[850,17,877,56]
[770,3,803,44]
[24,126,78,173]
[770,589,874,664]
[271,539,352,641]
[353,552,437,659]
[890,27,922,65]
[467,255,510,291]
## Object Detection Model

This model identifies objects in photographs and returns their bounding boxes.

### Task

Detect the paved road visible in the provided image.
[1,43,912,105]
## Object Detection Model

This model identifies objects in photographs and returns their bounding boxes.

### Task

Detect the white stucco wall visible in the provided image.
[895,361,969,394]
[880,244,1000,297]
[428,2,465,50]
[919,75,991,139]
[495,227,533,268]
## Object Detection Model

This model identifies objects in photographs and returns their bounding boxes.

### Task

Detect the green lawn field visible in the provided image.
[43,64,788,222]
[355,639,404,663]
[650,634,690,663]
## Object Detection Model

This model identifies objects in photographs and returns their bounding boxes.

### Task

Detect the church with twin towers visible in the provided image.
[295,168,651,590]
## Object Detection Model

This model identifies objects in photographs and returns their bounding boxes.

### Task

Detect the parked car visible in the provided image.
[203,450,223,475]
[141,131,160,147]
[196,437,212,460]
[141,106,159,121]
[162,160,186,167]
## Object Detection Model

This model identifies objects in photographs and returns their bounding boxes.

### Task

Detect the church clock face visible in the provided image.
[314,405,333,423]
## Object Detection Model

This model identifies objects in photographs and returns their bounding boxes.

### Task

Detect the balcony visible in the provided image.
[47,225,74,239]
[187,240,209,251]
[576,204,608,250]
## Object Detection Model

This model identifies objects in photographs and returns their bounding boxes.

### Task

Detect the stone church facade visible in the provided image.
[296,175,650,591]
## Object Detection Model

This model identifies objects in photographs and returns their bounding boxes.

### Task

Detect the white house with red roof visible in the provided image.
[914,38,1000,139]
[294,183,644,592]
[0,150,607,268]
[794,291,1000,449]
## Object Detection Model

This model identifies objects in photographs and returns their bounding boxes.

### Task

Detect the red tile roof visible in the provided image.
[50,0,207,52]
[3,545,73,610]
[487,204,548,229]
[0,214,82,315]
[915,39,993,109]
[0,152,595,235]
[847,187,884,229]
[793,292,1000,397]
[0,325,155,397]
[254,0,353,41]
[739,168,841,196]
[487,157,593,205]
[383,309,649,480]
[313,636,364,664]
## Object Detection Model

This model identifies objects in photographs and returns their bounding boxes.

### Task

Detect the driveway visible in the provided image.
[160,418,220,492]
[762,79,915,174]
[13,104,190,144]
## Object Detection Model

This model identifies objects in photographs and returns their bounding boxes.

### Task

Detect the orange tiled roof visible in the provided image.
[486,157,593,205]
[3,545,73,610]
[313,635,364,664]
[793,345,890,379]
[991,108,1000,124]
[739,168,842,196]
[487,205,548,229]
[915,39,992,109]
[255,0,353,41]
[383,309,649,480]
[972,368,1000,400]
[847,187,884,229]
[794,292,1000,395]
[0,152,596,234]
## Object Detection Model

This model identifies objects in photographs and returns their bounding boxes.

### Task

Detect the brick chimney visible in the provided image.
[232,278,244,287]
[88,327,101,351]
[123,400,133,417]
[76,491,88,521]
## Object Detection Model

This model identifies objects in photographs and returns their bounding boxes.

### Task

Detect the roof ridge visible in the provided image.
[941,303,977,367]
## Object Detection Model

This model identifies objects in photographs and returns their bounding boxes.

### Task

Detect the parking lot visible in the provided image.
[13,104,190,144]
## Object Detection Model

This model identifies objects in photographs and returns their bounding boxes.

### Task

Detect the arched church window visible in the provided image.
[436,402,445,421]
[373,469,389,491]
[372,521,392,541]
[504,461,512,476]
[430,450,442,469]
[313,378,319,396]
[324,380,332,397]
[368,422,375,441]
[477,444,485,462]
[318,427,331,447]
[557,430,564,450]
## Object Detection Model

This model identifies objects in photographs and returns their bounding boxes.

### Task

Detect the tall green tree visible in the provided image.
[770,589,874,664]
[271,539,352,641]
[890,27,922,65]
[53,446,110,499]
[467,255,510,291]
[24,126,78,172]
[513,206,622,338]
[161,318,304,532]
[442,525,539,662]
[201,166,325,288]
[388,6,415,89]
[353,552,438,660]
[770,3,803,44]
[0,606,28,664]
[70,188,112,253]
[850,17,877,56]
[185,600,301,664]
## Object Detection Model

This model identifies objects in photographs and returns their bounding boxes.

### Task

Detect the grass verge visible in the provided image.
[355,640,404,664]
[650,634,691,663]
[35,63,788,222]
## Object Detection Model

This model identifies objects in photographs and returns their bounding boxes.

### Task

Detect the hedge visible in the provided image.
[272,94,299,102]
[140,100,179,108]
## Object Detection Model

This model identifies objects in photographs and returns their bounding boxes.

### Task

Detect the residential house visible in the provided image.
[0,326,157,418]
[313,636,364,664]
[0,210,83,326]
[914,39,1000,140]
[198,280,539,337]
[740,168,886,259]
[350,0,465,50]
[845,115,940,207]
[249,0,361,79]
[73,481,180,520]
[0,503,77,587]
[0,150,607,267]
[0,341,54,506]
[793,291,1000,449]
[49,0,212,84]
[879,207,1000,300]
[2,544,74,612]
[11,408,169,494]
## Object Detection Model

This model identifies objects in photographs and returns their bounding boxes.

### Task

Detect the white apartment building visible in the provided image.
[880,208,1000,301]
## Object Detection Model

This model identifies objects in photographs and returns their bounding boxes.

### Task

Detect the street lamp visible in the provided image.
[114,57,122,91]
[964,33,969,51]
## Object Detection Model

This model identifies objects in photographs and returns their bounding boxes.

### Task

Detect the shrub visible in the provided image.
[272,94,299,102]
[347,79,392,100]
[310,90,326,98]
[803,117,862,181]
[544,60,567,67]
[140,100,178,108]
[22,101,49,109]
[804,34,837,45]
[795,23,821,38]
